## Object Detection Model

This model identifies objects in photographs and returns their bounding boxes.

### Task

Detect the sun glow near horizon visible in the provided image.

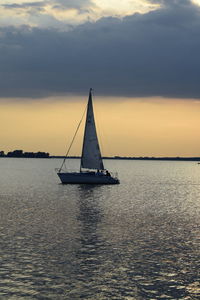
[0,96,200,157]
[192,0,200,6]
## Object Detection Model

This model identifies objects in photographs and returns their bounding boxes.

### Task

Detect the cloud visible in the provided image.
[0,1,95,28]
[52,0,93,10]
[149,0,191,5]
[1,0,92,10]
[1,0,200,98]
[1,1,46,12]
[0,1,157,28]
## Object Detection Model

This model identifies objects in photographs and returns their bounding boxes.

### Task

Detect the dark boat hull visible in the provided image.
[57,172,119,184]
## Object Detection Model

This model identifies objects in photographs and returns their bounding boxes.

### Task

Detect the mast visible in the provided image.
[80,89,104,171]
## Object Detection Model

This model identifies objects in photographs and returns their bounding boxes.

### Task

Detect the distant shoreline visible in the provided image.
[1,154,200,161]
[51,156,200,161]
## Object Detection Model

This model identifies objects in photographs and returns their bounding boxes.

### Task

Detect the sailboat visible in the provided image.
[57,89,119,184]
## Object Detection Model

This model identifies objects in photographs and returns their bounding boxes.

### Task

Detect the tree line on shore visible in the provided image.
[0,150,49,158]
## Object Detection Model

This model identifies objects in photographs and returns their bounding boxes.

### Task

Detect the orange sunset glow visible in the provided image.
[1,97,200,157]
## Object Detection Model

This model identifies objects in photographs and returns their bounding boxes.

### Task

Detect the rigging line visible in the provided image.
[59,103,88,172]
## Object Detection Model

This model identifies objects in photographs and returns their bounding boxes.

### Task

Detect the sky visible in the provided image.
[1,0,200,156]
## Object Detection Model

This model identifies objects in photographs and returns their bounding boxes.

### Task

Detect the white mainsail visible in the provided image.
[81,89,104,170]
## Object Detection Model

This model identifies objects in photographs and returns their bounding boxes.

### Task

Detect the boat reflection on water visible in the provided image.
[71,184,141,299]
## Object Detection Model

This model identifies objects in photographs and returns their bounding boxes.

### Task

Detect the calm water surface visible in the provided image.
[0,158,200,299]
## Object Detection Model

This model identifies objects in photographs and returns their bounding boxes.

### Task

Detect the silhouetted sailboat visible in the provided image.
[57,89,119,184]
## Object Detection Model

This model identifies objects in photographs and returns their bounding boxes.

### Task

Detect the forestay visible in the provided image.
[81,89,104,170]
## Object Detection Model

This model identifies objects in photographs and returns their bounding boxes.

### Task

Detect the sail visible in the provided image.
[81,89,104,170]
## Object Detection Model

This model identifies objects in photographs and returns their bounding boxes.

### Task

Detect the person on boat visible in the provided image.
[106,170,111,176]
[97,170,104,176]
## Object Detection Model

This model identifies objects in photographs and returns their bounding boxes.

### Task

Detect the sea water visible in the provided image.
[0,158,199,299]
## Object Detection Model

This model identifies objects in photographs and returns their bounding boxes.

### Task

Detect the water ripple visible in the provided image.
[0,159,200,299]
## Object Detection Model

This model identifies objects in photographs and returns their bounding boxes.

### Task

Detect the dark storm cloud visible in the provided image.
[1,0,200,98]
